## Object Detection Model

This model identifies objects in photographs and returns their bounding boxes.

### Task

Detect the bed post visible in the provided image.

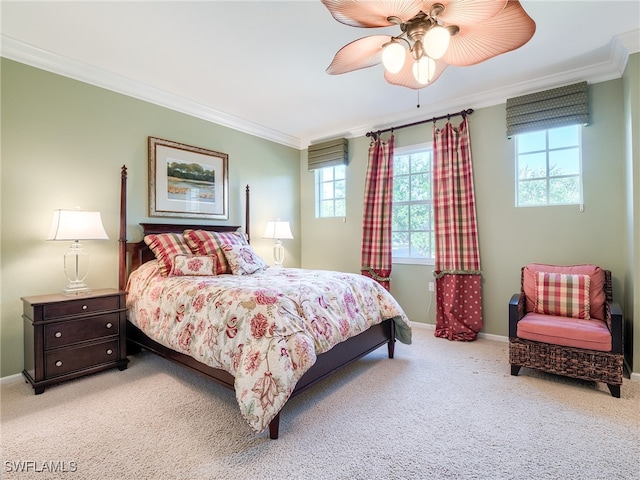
[245,184,250,242]
[118,165,127,292]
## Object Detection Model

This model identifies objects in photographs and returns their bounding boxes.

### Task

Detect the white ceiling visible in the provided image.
[2,1,639,149]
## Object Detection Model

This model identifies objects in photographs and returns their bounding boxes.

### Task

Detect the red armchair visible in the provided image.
[509,264,623,397]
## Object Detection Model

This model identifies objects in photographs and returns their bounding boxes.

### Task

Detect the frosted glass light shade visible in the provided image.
[381,41,405,74]
[423,25,450,60]
[412,56,436,84]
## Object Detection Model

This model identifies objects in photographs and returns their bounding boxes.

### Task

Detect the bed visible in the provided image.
[117,166,412,438]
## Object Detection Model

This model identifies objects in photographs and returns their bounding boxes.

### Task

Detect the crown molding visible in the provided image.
[330,29,639,145]
[2,29,637,150]
[0,35,303,149]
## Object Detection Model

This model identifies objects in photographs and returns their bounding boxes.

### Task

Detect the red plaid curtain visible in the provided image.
[433,117,483,340]
[361,135,394,291]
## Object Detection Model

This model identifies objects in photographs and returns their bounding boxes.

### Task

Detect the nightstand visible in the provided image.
[22,288,129,394]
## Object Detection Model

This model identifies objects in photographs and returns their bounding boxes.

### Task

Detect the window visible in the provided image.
[515,125,583,207]
[392,143,434,264]
[315,164,346,218]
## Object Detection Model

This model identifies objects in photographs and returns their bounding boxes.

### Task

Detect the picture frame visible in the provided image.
[148,136,229,220]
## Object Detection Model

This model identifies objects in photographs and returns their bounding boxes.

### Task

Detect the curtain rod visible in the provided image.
[366,108,474,140]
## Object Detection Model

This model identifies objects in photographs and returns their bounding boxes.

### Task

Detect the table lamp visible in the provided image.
[262,220,293,267]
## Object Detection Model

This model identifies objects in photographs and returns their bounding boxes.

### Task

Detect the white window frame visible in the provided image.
[392,142,435,266]
[515,125,584,208]
[314,164,346,218]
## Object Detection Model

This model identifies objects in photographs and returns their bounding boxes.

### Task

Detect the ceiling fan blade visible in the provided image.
[321,0,423,28]
[327,35,393,74]
[422,0,508,25]
[443,0,536,66]
[384,51,448,89]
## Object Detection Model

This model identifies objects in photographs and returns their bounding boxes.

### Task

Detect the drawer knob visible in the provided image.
[54,332,62,338]
[82,305,88,310]
[106,349,113,355]
[55,360,63,367]
[106,322,113,329]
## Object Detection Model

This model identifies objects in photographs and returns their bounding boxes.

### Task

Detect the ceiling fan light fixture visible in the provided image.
[423,25,451,60]
[412,56,436,85]
[381,39,406,74]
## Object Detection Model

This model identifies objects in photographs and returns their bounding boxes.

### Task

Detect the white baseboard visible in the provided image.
[1,373,24,386]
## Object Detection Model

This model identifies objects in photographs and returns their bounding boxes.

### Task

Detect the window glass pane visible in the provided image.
[549,149,579,175]
[518,152,547,179]
[392,143,434,262]
[334,179,345,199]
[411,153,430,173]
[393,205,409,230]
[320,200,334,217]
[549,125,579,149]
[410,173,430,201]
[393,176,410,202]
[517,131,546,153]
[410,203,430,229]
[321,182,334,199]
[549,177,580,204]
[518,179,547,205]
[392,231,410,256]
[395,156,410,175]
[411,231,430,258]
[334,165,346,180]
[334,199,346,217]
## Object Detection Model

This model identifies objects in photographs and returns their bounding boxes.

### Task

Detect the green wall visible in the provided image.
[0,59,301,377]
[2,54,639,379]
[301,64,639,376]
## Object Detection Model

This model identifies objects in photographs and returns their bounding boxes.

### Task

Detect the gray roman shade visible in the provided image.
[506,81,589,137]
[307,138,348,170]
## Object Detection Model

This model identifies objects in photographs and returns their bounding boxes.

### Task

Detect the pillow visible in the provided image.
[144,233,193,276]
[169,255,217,277]
[523,264,606,320]
[221,244,268,275]
[183,229,248,275]
[534,271,591,320]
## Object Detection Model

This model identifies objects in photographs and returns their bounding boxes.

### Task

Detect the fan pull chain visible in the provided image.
[417,90,421,109]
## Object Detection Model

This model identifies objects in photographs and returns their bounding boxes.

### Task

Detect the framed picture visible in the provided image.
[148,136,229,220]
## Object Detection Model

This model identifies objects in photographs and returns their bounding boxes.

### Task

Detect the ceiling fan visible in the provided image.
[322,0,536,89]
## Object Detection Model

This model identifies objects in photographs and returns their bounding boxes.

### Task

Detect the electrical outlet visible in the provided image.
[428,282,434,292]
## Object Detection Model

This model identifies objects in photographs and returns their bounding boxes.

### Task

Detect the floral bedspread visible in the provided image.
[126,261,412,433]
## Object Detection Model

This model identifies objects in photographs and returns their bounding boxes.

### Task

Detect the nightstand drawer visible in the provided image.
[43,295,120,319]
[44,313,120,349]
[45,339,119,377]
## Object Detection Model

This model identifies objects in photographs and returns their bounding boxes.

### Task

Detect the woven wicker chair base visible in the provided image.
[509,338,623,394]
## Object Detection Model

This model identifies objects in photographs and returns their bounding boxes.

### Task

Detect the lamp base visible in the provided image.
[63,281,92,296]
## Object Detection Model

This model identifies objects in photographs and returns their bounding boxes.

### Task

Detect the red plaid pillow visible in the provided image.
[144,233,193,276]
[183,229,248,275]
[534,272,591,319]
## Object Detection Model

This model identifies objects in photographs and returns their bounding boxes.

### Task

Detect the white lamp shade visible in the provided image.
[262,220,293,240]
[47,210,109,241]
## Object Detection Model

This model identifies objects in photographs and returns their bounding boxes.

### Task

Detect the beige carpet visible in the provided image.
[2,325,639,480]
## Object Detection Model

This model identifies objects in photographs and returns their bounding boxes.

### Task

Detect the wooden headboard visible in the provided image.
[118,165,250,291]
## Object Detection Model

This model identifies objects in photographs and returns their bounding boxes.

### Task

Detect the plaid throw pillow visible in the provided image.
[534,271,591,319]
[144,233,193,276]
[183,229,248,275]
